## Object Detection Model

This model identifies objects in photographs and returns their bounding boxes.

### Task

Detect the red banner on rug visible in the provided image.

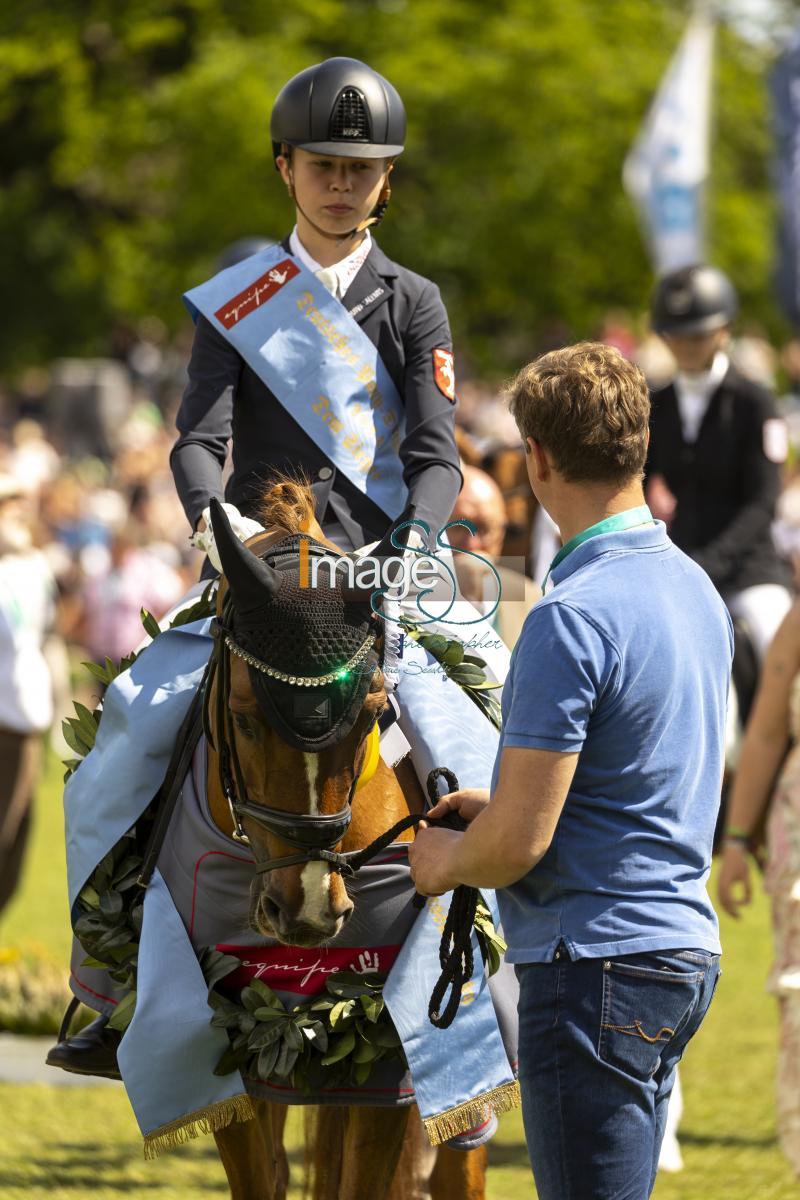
[215,942,402,995]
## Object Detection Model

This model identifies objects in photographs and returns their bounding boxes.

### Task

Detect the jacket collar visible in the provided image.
[343,241,396,324]
[280,234,395,324]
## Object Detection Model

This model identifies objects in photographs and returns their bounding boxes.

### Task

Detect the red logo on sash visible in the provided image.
[433,348,455,402]
[215,259,300,329]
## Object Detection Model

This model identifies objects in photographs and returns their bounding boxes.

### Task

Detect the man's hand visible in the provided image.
[426,788,490,824]
[408,827,463,896]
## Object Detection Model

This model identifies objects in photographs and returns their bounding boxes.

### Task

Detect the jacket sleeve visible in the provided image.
[169,315,242,531]
[398,280,463,541]
[692,386,786,587]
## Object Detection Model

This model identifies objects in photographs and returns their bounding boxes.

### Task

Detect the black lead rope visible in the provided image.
[340,766,479,1030]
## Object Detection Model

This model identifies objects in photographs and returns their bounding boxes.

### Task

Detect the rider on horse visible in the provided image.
[48,53,506,1103]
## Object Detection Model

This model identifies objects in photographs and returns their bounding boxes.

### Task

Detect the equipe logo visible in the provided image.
[215,260,300,329]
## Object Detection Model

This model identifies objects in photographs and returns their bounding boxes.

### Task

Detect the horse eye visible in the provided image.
[234,713,256,739]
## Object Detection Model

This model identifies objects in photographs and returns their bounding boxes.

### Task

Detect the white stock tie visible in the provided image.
[315,266,340,298]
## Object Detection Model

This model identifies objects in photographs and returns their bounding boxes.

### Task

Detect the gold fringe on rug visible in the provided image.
[143,1094,255,1159]
[422,1079,521,1146]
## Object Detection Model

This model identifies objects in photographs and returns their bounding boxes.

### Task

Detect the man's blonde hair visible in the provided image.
[505,342,650,484]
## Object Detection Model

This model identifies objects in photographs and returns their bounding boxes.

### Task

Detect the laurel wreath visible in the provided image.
[67,593,506,1044]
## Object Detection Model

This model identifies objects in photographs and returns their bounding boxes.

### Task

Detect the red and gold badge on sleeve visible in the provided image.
[433,349,455,402]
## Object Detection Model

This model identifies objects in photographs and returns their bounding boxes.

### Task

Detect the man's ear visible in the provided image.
[527,438,551,484]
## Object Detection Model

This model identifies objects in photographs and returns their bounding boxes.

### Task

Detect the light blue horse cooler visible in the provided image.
[64,600,520,1157]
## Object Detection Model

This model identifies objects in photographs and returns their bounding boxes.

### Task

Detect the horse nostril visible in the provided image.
[262,895,282,925]
[339,901,355,926]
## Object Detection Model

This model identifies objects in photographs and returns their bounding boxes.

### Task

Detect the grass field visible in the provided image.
[0,751,798,1198]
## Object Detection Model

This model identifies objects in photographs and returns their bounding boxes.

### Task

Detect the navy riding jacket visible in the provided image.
[171,238,462,550]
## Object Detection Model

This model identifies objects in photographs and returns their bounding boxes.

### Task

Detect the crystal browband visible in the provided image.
[224,632,376,687]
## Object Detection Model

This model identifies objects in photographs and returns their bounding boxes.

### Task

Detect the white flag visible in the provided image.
[623,12,715,273]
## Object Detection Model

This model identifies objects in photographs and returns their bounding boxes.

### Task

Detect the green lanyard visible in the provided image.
[541,505,654,592]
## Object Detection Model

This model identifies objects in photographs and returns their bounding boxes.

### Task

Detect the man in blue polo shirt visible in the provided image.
[409,341,732,1200]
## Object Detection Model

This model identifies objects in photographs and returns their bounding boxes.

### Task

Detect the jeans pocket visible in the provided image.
[598,957,704,1082]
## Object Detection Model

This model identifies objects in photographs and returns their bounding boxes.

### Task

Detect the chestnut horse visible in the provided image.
[204,481,488,1200]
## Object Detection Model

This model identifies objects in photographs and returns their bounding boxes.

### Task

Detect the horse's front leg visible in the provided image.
[213,1099,288,1200]
[430,1143,488,1200]
[337,1105,411,1200]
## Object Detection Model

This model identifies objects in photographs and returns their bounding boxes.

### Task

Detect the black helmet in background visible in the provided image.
[270,57,406,163]
[217,238,275,271]
[651,265,739,337]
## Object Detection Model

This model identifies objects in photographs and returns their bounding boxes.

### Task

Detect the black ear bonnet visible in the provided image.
[210,502,381,751]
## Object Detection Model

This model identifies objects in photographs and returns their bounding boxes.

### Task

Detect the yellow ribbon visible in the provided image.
[354,723,381,792]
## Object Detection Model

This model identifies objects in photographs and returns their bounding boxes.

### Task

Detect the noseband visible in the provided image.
[204,598,382,876]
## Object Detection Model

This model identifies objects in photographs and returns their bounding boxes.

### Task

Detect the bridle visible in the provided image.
[204,593,383,877]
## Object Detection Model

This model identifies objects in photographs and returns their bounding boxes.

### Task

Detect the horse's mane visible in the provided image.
[256,473,317,536]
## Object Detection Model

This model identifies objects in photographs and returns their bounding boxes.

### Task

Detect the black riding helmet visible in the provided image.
[651,265,739,337]
[270,57,406,163]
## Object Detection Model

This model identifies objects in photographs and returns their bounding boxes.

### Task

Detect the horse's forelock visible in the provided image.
[257,474,317,536]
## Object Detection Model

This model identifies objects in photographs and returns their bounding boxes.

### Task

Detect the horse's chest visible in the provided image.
[156,753,419,1002]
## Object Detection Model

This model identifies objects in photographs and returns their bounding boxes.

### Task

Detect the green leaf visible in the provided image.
[248,978,284,1009]
[256,1041,281,1080]
[272,1040,299,1079]
[360,994,383,1023]
[366,1023,402,1049]
[326,971,383,995]
[99,890,124,919]
[352,1035,379,1063]
[214,1045,246,1076]
[248,1020,286,1050]
[441,641,465,666]
[82,659,113,683]
[463,654,488,667]
[283,1022,304,1052]
[200,949,241,991]
[418,633,449,657]
[299,1020,328,1052]
[79,884,101,910]
[237,1012,257,1034]
[140,608,162,640]
[447,664,485,685]
[329,999,355,1028]
[61,720,90,758]
[321,1029,356,1066]
[240,986,266,1013]
[73,701,99,735]
[252,1005,287,1022]
[352,1060,372,1085]
[107,990,136,1032]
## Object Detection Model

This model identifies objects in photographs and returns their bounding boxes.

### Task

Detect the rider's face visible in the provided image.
[662,327,729,374]
[277,148,390,237]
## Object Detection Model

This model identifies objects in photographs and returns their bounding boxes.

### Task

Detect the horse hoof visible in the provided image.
[45,1014,123,1080]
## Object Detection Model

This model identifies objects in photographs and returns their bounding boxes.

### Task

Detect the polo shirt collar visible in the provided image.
[550,519,668,587]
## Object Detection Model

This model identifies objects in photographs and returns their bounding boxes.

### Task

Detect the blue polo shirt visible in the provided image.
[493,519,733,962]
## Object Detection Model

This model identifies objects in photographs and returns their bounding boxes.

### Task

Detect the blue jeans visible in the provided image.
[515,947,720,1200]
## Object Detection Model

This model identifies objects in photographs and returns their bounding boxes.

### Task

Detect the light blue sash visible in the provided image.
[184,247,407,521]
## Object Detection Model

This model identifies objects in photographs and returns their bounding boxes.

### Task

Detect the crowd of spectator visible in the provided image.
[5,311,800,737]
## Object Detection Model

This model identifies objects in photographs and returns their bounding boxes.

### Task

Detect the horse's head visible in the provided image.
[205,482,398,947]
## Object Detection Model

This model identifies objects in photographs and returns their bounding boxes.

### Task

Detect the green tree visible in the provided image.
[0,0,790,377]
